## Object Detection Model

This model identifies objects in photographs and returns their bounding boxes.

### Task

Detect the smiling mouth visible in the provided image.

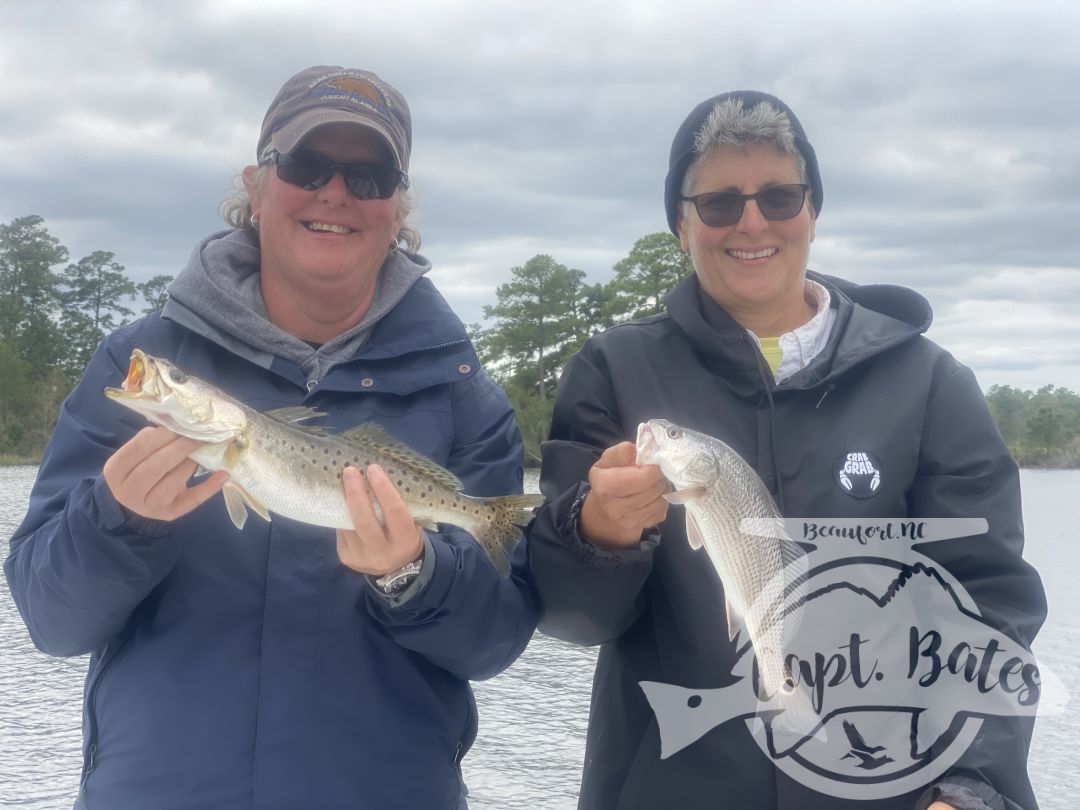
[727,247,778,260]
[303,221,355,235]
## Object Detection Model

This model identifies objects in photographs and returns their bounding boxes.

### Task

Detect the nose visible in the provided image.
[316,170,352,203]
[735,198,770,235]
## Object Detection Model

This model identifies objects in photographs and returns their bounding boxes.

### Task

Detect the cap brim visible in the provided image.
[268,109,406,171]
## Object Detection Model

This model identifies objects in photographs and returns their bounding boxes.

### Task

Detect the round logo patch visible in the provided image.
[834,450,882,499]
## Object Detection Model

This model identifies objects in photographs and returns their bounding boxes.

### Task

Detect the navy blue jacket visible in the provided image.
[5,277,536,810]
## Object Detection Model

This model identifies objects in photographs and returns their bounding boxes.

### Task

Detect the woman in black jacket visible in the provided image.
[528,90,1046,810]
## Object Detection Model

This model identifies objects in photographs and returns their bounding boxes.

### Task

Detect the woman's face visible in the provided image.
[247,122,402,305]
[677,142,816,331]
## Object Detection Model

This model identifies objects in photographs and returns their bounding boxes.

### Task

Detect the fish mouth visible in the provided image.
[104,349,149,400]
[636,422,660,465]
[123,350,148,392]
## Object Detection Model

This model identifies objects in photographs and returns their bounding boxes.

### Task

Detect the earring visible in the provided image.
[250,214,260,230]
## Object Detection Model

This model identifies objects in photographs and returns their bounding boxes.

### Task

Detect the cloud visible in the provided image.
[1,0,1078,391]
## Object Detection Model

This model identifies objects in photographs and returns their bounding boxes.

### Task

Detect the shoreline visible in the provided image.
[0,457,40,467]
[2,458,1076,471]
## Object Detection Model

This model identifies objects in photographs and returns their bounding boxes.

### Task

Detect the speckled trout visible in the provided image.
[636,418,817,733]
[104,349,540,577]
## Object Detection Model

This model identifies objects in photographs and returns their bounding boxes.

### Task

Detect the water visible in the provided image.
[1,467,1077,809]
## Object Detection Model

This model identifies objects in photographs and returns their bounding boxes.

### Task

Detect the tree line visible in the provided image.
[0,215,170,458]
[2,214,1077,468]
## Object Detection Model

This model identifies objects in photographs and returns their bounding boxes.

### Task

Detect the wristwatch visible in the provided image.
[374,555,424,596]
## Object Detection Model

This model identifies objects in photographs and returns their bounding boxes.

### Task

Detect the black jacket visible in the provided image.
[528,273,1046,810]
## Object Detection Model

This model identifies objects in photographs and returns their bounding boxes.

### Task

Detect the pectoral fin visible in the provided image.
[664,487,707,505]
[222,481,270,529]
[684,510,706,550]
[725,597,740,642]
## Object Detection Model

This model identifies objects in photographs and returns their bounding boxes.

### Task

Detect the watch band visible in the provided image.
[374,556,424,596]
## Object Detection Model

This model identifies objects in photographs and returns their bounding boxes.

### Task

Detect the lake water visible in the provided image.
[1,466,1077,809]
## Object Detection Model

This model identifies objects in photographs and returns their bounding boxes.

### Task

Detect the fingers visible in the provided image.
[593,441,638,469]
[337,465,424,576]
[366,465,418,542]
[170,470,229,516]
[591,462,669,501]
[580,442,671,548]
[103,427,226,521]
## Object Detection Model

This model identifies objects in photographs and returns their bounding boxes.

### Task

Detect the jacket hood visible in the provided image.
[664,270,933,393]
[162,228,432,384]
[815,271,932,333]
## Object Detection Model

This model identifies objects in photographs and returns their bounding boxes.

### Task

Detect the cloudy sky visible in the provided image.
[2,0,1078,391]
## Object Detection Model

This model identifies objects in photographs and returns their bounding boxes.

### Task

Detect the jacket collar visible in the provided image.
[664,271,932,393]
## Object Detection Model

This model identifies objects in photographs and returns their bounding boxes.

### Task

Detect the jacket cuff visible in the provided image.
[565,482,659,565]
[91,475,172,539]
[914,776,1005,810]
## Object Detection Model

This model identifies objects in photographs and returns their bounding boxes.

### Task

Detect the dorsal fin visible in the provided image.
[338,423,463,491]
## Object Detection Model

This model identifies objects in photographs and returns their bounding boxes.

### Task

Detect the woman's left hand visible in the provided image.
[336,464,424,576]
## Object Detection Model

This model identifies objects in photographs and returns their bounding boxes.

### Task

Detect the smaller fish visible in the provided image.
[636,418,816,735]
[105,349,541,577]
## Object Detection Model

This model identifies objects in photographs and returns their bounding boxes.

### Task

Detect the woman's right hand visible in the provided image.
[103,426,228,521]
[579,441,670,549]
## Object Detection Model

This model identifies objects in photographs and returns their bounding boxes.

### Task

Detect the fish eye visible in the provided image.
[667,428,681,439]
[168,369,188,384]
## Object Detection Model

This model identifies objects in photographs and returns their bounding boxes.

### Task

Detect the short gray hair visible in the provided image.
[220,166,422,253]
[681,98,809,198]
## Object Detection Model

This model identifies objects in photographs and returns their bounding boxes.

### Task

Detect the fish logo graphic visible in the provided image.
[305,72,392,118]
[639,520,1068,800]
[326,76,386,108]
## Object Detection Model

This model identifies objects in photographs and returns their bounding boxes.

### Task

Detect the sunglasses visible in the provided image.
[268,149,409,200]
[681,183,810,228]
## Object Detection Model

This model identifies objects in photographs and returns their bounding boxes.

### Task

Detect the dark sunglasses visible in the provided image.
[267,149,409,200]
[681,183,810,227]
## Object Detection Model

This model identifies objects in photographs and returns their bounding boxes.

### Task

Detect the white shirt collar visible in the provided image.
[746,279,836,382]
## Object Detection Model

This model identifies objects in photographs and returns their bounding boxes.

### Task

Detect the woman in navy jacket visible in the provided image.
[4,65,535,810]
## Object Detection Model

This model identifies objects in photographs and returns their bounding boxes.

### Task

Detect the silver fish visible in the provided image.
[636,418,814,728]
[105,349,540,577]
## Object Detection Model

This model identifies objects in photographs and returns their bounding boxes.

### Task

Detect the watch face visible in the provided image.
[386,573,418,595]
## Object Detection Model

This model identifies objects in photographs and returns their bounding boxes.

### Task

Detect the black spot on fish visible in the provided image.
[687,695,702,709]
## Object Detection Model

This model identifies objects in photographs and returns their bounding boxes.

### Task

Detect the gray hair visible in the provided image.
[220,166,422,253]
[680,98,809,199]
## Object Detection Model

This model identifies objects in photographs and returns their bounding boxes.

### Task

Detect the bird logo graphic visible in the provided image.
[839,720,894,770]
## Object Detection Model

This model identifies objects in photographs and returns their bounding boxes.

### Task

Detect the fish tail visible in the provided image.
[639,681,724,759]
[470,493,544,578]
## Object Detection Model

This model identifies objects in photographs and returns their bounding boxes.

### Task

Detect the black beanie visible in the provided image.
[664,90,823,235]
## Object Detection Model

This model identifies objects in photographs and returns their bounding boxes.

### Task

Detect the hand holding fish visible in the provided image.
[103,426,229,521]
[104,350,542,578]
[336,464,425,576]
[580,441,670,549]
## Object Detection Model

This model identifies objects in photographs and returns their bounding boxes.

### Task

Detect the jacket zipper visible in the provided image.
[362,337,469,363]
[79,625,137,789]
